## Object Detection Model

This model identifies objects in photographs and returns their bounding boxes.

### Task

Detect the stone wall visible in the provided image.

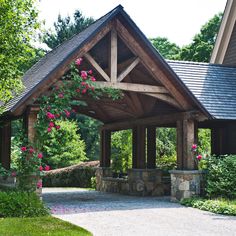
[96,168,170,196]
[169,170,206,201]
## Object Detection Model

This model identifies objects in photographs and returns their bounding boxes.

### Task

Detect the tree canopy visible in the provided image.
[0,0,40,110]
[43,10,94,49]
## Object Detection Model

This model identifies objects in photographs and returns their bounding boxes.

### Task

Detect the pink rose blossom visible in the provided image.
[81,71,87,79]
[88,70,93,75]
[64,110,70,117]
[49,122,54,127]
[11,172,16,177]
[39,166,43,171]
[76,88,80,93]
[44,165,50,171]
[91,76,96,82]
[47,127,52,132]
[82,89,87,94]
[46,112,55,119]
[37,181,42,188]
[21,146,27,152]
[56,125,61,130]
[29,147,34,154]
[196,155,202,160]
[38,153,43,159]
[91,86,95,91]
[192,144,197,150]
[58,93,64,98]
[75,58,82,66]
[81,81,86,86]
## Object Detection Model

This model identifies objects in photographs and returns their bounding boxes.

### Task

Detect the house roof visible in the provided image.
[168,60,236,120]
[2,5,236,121]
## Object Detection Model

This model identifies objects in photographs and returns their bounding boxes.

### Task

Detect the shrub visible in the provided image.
[0,191,49,217]
[43,161,99,188]
[156,155,176,170]
[204,155,236,199]
[181,197,236,216]
[42,120,87,169]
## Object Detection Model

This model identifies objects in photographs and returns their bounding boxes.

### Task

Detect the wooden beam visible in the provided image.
[0,122,11,169]
[84,53,110,82]
[110,29,117,82]
[117,57,140,82]
[142,93,182,109]
[96,81,168,94]
[100,130,111,167]
[13,22,113,116]
[147,126,156,169]
[102,111,200,131]
[115,19,192,110]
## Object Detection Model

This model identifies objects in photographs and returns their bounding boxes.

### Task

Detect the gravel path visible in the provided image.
[43,188,236,236]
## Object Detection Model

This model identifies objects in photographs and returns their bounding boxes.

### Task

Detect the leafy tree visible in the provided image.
[41,120,87,169]
[43,10,94,49]
[150,37,180,60]
[180,13,222,62]
[0,0,40,111]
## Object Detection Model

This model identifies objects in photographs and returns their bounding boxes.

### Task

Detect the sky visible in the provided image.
[38,0,227,46]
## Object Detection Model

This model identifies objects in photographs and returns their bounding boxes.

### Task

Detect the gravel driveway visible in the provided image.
[43,188,236,236]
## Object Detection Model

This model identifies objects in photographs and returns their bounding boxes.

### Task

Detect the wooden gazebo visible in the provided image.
[1,5,236,200]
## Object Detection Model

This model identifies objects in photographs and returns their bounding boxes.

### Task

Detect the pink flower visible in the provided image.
[55,114,60,118]
[64,110,70,117]
[91,86,95,91]
[81,71,87,79]
[29,147,34,154]
[37,181,42,188]
[39,166,43,171]
[56,125,61,130]
[88,70,93,75]
[196,155,202,160]
[44,165,50,171]
[76,88,80,93]
[58,93,64,98]
[49,122,54,127]
[38,153,43,159]
[21,146,27,152]
[11,172,16,177]
[47,127,52,132]
[192,144,197,150]
[46,112,55,119]
[75,58,82,66]
[82,89,87,94]
[81,81,86,86]
[91,76,96,82]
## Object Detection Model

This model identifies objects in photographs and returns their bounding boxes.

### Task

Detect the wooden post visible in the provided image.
[100,129,111,167]
[132,125,146,169]
[0,122,11,169]
[110,29,117,82]
[23,106,40,143]
[177,119,197,170]
[147,126,156,169]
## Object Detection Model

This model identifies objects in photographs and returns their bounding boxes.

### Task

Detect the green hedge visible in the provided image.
[203,155,236,199]
[0,191,49,217]
[43,161,99,188]
[181,197,236,216]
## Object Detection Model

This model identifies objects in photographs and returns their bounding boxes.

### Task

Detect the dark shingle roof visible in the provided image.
[168,60,236,120]
[4,5,124,113]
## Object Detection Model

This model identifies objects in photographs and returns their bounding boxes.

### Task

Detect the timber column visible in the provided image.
[0,122,11,169]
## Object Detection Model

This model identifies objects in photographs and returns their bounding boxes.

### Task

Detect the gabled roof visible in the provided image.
[168,60,236,120]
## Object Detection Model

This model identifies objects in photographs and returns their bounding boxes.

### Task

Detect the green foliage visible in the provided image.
[198,129,211,155]
[42,120,87,169]
[156,155,176,170]
[203,155,236,199]
[180,13,222,62]
[90,176,96,189]
[0,0,41,111]
[181,197,236,216]
[156,128,176,158]
[111,130,132,173]
[0,191,49,217]
[43,10,94,49]
[150,37,180,59]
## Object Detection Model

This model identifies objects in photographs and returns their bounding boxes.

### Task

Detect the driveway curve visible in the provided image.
[43,188,236,236]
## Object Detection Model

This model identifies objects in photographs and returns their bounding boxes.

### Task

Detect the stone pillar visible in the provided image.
[100,129,111,167]
[176,119,197,170]
[23,106,39,143]
[0,122,11,169]
[169,170,205,201]
[147,126,156,169]
[95,167,113,191]
[132,125,146,169]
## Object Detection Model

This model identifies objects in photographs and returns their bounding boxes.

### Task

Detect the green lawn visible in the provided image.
[181,198,236,216]
[0,216,92,236]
